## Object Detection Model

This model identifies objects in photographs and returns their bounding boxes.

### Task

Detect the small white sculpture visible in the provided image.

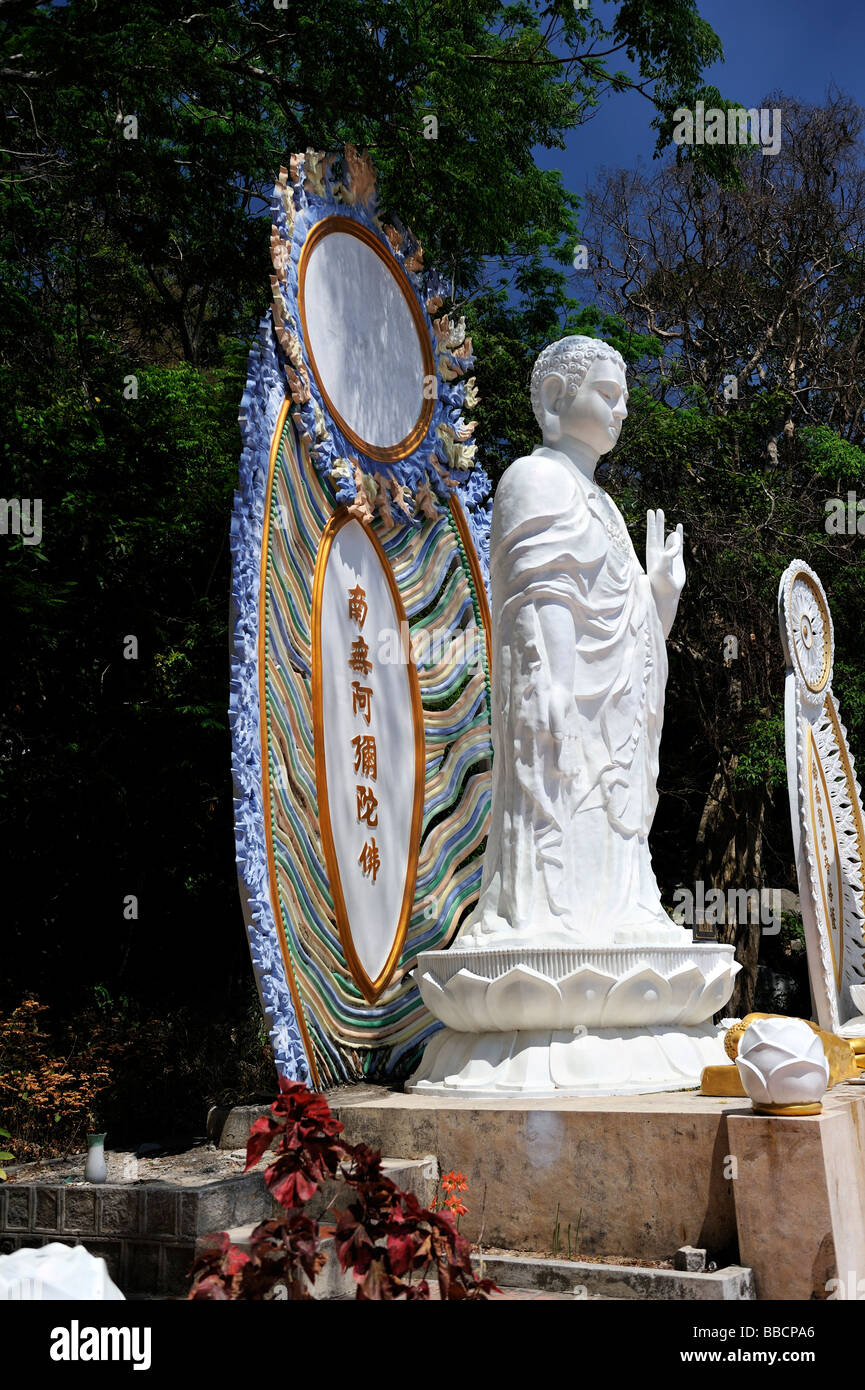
[0,1242,125,1300]
[408,336,740,1096]
[735,1016,830,1114]
[458,335,687,948]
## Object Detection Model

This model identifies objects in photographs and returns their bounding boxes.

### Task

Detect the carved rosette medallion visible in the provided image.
[781,565,833,703]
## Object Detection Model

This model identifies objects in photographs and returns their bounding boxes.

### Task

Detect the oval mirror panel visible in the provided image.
[312,512,424,1001]
[298,218,434,459]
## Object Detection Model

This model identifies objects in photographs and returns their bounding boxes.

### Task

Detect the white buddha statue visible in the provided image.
[457,335,688,949]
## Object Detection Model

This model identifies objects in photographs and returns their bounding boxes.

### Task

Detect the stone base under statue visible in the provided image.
[407,941,740,1098]
[323,1082,865,1299]
[407,1022,728,1098]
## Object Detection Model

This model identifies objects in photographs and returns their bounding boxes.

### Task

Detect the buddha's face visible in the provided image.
[542,356,629,458]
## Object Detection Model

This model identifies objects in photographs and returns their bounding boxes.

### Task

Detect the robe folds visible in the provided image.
[459,446,680,947]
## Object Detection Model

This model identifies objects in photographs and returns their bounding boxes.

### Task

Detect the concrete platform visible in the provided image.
[474,1252,754,1301]
[325,1081,865,1300]
[0,1148,438,1300]
[727,1092,865,1300]
[0,1150,281,1297]
[329,1087,741,1263]
[200,1229,753,1301]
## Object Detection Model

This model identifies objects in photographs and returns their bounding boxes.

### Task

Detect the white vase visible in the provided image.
[84,1133,108,1184]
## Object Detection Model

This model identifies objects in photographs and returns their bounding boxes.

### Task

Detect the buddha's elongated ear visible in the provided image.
[539,371,566,442]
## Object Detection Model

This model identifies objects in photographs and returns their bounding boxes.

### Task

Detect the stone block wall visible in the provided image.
[0,1173,280,1298]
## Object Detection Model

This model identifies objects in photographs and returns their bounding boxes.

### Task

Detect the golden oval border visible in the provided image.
[298,216,436,463]
[790,571,832,694]
[311,508,426,1004]
[258,399,321,1088]
[805,723,844,991]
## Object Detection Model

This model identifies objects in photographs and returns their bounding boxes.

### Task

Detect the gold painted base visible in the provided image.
[700,1064,747,1098]
[722,1013,858,1085]
[752,1100,823,1116]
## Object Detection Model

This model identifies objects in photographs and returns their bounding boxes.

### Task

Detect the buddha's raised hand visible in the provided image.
[645,509,685,638]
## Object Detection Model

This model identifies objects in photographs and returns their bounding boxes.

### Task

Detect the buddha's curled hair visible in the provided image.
[530,335,626,430]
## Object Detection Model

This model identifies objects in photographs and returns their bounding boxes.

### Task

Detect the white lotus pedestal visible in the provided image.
[407,942,741,1097]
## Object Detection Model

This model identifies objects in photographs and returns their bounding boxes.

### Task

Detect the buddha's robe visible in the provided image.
[459,446,683,947]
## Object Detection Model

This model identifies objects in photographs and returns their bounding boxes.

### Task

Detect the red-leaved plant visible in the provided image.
[188,1079,497,1301]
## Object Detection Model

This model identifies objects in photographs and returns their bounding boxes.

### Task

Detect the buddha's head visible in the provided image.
[531,335,628,458]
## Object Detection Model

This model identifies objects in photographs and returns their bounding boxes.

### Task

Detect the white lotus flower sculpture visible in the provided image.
[417,952,739,1032]
[735,1016,829,1114]
[409,943,742,1096]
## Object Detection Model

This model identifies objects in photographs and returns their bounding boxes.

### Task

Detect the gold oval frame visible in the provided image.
[806,724,844,990]
[789,571,832,694]
[298,217,436,463]
[311,508,425,1004]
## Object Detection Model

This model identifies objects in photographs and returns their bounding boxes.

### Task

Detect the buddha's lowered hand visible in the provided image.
[548,683,583,778]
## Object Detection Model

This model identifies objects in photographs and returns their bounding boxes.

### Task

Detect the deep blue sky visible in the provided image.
[539,0,865,201]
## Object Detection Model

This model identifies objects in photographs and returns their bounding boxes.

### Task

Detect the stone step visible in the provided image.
[192,1231,684,1300]
[193,1155,439,1300]
[305,1155,438,1221]
[0,1149,284,1299]
[327,1285,618,1300]
[471,1252,755,1301]
[0,1141,436,1302]
[211,1091,386,1151]
[197,1225,355,1300]
[203,1118,439,1220]
[486,1288,619,1301]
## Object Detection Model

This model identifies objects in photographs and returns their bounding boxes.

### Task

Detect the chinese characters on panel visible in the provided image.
[348,582,380,885]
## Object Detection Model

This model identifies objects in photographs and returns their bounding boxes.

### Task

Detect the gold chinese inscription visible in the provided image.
[352,734,377,780]
[351,680,373,724]
[356,785,379,826]
[348,636,373,676]
[348,584,382,882]
[358,836,380,883]
[348,583,368,629]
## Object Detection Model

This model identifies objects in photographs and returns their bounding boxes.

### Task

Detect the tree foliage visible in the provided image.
[0,0,731,1022]
[582,91,865,1008]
